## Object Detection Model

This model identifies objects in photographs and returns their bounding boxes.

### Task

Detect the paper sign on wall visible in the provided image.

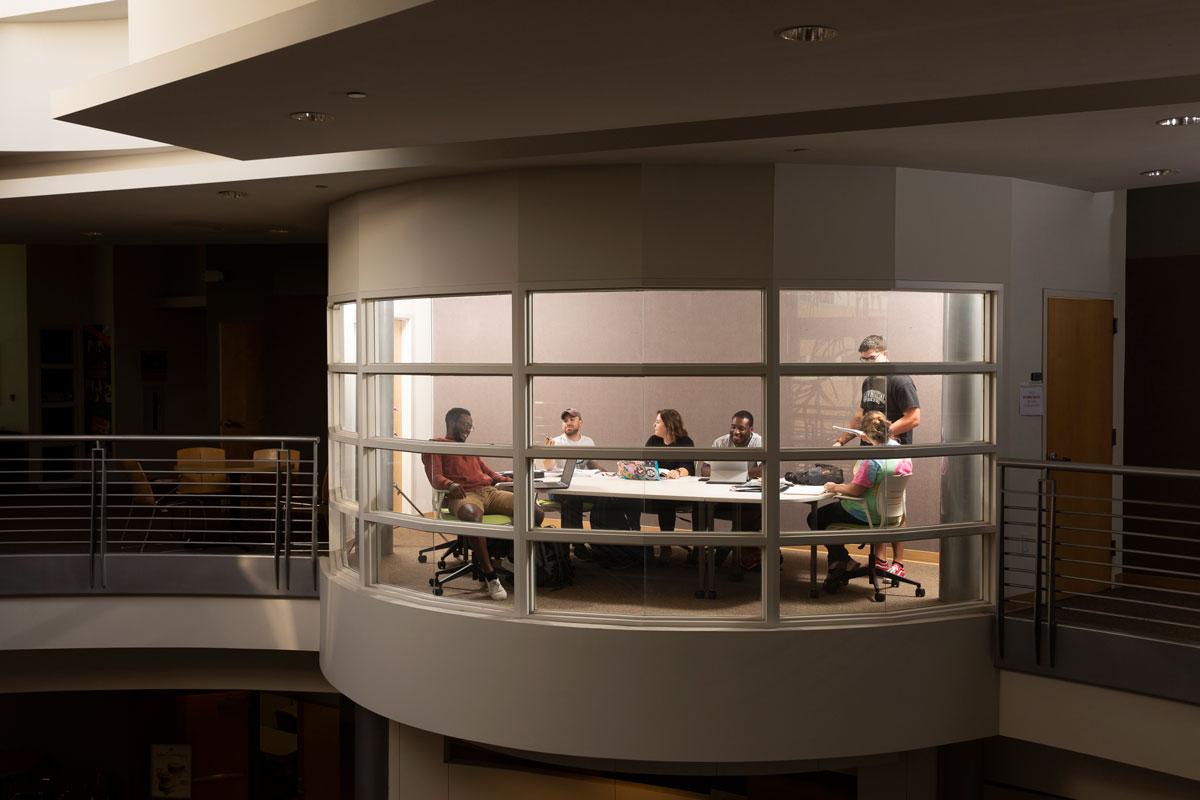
[1019,383,1044,416]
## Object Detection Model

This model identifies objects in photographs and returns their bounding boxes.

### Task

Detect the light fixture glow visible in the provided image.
[314,184,329,190]
[1156,115,1200,127]
[289,111,333,122]
[82,231,103,237]
[217,189,248,199]
[1140,169,1177,177]
[776,25,838,43]
[346,91,368,100]
[266,227,292,235]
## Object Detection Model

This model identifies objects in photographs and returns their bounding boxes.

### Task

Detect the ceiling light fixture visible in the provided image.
[346,91,368,100]
[314,184,329,189]
[266,227,292,235]
[289,111,333,122]
[787,147,809,152]
[217,189,248,199]
[776,25,838,43]
[82,231,103,237]
[1156,115,1200,127]
[1140,169,1177,177]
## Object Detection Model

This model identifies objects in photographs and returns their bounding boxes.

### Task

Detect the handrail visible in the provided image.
[998,457,1200,481]
[0,435,325,597]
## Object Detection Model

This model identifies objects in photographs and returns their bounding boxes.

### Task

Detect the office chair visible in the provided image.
[821,473,925,602]
[414,453,513,596]
[111,460,187,551]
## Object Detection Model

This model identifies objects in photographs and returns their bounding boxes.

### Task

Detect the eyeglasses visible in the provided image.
[859,352,883,362]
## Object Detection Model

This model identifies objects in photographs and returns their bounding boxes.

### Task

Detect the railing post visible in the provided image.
[996,464,1006,658]
[273,450,284,589]
[283,440,293,590]
[98,445,109,590]
[311,439,320,591]
[1034,475,1046,666]
[88,446,101,589]
[1046,478,1058,668]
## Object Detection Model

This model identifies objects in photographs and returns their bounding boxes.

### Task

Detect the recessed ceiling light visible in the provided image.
[217,189,248,199]
[1156,115,1200,127]
[314,184,329,189]
[82,231,103,237]
[289,111,333,122]
[1140,169,1177,177]
[266,227,292,235]
[346,91,368,100]
[787,147,809,152]
[776,25,838,43]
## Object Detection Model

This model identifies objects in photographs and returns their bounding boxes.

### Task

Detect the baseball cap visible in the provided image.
[561,408,581,420]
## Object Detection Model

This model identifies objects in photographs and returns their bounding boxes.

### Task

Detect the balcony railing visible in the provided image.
[0,435,323,597]
[997,458,1200,704]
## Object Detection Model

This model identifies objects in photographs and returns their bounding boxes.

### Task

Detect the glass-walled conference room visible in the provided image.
[328,287,995,622]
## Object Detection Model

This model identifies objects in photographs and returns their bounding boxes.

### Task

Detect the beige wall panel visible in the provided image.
[0,596,320,652]
[328,196,361,297]
[641,165,774,283]
[894,168,1013,285]
[322,568,998,764]
[517,166,643,284]
[356,173,520,293]
[393,723,449,800]
[773,164,896,282]
[999,671,1200,782]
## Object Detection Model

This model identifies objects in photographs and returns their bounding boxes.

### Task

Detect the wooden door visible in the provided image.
[220,322,264,461]
[177,691,250,800]
[1046,297,1114,595]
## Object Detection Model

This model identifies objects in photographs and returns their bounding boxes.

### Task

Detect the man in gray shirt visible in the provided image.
[703,411,763,569]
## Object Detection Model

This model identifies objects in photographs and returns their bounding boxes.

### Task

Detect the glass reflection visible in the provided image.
[368,295,511,363]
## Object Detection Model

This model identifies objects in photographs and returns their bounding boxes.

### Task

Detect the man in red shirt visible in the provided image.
[426,407,544,600]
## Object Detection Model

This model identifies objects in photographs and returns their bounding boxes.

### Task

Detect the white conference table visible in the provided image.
[546,473,832,597]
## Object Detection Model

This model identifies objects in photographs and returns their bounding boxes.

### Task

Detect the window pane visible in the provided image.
[778,454,986,533]
[332,303,357,363]
[329,507,358,571]
[779,540,964,617]
[334,373,357,433]
[780,373,987,448]
[368,449,514,528]
[530,539,762,619]
[531,377,763,449]
[369,375,512,445]
[780,290,988,363]
[368,295,511,363]
[377,522,514,608]
[531,290,762,363]
[332,441,357,502]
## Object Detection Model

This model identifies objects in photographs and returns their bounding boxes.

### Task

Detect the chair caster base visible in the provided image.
[417,554,427,563]
[432,587,443,596]
[809,589,820,599]
[915,587,926,597]
[872,592,885,602]
[428,578,436,587]
[694,590,705,599]
[890,578,899,588]
[437,560,447,569]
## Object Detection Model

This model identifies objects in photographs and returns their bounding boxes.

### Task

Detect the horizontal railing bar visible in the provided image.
[0,435,321,443]
[779,362,995,376]
[1000,458,1200,481]
[1045,604,1200,632]
[1051,523,1200,545]
[1053,588,1200,614]
[362,362,516,375]
[1052,557,1187,580]
[1052,575,1200,601]
[1049,533,1200,562]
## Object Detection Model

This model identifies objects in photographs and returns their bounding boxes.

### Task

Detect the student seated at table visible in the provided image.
[428,407,545,601]
[542,407,600,530]
[702,410,763,568]
[645,408,695,565]
[807,411,912,589]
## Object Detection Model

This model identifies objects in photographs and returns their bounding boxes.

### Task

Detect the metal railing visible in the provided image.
[998,459,1200,677]
[0,435,324,596]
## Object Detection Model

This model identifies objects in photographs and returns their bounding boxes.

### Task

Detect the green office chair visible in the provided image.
[822,473,924,602]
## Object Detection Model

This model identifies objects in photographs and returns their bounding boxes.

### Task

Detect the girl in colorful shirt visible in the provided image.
[808,411,913,583]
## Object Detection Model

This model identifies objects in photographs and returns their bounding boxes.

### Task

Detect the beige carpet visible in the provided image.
[378,529,943,618]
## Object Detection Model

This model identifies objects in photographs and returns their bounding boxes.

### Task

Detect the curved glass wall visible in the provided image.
[329,288,996,622]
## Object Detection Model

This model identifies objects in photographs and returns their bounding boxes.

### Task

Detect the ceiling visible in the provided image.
[8,0,1200,242]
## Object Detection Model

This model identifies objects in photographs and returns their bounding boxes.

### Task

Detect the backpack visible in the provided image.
[786,464,845,485]
[533,541,574,589]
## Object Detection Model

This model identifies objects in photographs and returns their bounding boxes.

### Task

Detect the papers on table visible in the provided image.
[784,484,827,496]
[575,468,601,477]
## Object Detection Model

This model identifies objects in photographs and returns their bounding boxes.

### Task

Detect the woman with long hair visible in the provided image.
[646,408,695,563]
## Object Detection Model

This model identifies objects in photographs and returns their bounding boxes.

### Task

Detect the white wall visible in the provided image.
[0,19,157,151]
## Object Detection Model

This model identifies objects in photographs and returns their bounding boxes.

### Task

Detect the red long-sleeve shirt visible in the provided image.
[426,437,505,490]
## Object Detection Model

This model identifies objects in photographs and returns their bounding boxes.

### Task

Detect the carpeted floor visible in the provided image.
[378,529,944,617]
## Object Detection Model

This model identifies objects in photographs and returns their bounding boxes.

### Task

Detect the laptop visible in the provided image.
[707,460,750,484]
[533,456,578,490]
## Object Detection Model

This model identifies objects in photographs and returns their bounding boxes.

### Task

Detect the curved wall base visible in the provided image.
[320,567,999,764]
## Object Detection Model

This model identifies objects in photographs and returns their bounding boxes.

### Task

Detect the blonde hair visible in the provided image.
[860,411,890,445]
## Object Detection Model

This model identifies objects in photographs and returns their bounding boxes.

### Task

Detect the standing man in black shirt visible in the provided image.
[831,334,920,577]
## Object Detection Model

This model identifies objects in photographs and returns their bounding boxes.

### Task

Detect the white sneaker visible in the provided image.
[485,577,508,601]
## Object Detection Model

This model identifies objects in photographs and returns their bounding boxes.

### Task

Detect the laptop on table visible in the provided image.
[707,460,750,484]
[533,456,578,490]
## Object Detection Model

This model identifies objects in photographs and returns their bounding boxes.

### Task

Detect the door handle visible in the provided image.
[1047,451,1072,462]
